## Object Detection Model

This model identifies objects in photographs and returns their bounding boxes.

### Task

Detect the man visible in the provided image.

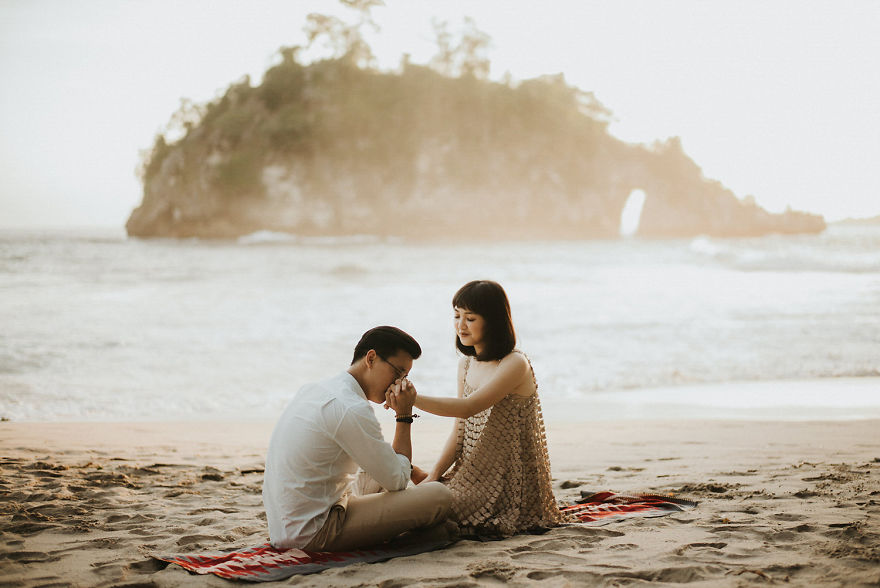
[262,326,452,551]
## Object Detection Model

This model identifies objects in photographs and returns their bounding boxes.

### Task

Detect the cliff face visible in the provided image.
[127,58,825,240]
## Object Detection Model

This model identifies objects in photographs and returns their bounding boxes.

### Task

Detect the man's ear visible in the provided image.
[364,349,377,370]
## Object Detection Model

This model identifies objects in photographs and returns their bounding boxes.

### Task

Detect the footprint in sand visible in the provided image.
[620,565,724,583]
[91,560,127,580]
[607,543,639,550]
[708,524,770,538]
[6,521,59,535]
[527,570,604,582]
[520,538,580,551]
[734,506,759,515]
[112,514,159,532]
[227,525,265,538]
[126,558,168,574]
[128,528,164,537]
[466,560,518,581]
[511,551,589,566]
[767,530,804,544]
[772,513,808,521]
[0,551,61,564]
[606,466,645,473]
[674,542,727,555]
[24,461,68,472]
[187,507,239,515]
[177,534,225,547]
[84,471,138,488]
[561,527,625,538]
[84,537,128,549]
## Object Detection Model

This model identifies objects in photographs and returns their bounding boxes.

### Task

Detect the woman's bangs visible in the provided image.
[453,286,485,316]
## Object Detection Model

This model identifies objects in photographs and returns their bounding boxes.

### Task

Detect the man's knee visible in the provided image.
[419,481,452,504]
[416,481,452,523]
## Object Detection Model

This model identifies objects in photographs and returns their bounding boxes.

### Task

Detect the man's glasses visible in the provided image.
[377,355,407,380]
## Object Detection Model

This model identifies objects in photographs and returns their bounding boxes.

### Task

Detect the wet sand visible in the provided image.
[1,417,878,586]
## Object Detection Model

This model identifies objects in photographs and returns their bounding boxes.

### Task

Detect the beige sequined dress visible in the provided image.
[445,352,568,536]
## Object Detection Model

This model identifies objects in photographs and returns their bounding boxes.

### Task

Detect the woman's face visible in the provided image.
[454,306,486,349]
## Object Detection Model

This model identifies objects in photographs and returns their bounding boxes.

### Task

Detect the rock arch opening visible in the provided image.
[619,189,646,237]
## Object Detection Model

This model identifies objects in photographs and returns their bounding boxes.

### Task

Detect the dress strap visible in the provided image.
[463,356,472,384]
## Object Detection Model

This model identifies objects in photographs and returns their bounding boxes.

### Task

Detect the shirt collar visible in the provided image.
[340,370,368,401]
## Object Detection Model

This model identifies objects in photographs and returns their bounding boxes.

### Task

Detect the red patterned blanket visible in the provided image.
[564,490,697,524]
[152,491,695,582]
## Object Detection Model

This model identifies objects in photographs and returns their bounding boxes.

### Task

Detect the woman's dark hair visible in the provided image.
[453,280,516,361]
[351,326,422,364]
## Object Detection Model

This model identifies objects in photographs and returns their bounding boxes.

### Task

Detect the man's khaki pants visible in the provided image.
[302,474,452,552]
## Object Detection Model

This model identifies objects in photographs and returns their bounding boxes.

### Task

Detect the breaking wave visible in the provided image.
[689,226,880,273]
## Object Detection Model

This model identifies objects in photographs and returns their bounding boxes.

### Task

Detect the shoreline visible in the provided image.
[5,376,880,425]
[3,416,880,462]
[541,376,880,423]
[2,418,878,586]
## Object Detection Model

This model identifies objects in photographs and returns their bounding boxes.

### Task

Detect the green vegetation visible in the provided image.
[138,54,621,206]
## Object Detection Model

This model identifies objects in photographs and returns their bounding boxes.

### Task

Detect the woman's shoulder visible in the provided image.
[499,350,536,396]
[501,348,529,364]
[498,350,530,375]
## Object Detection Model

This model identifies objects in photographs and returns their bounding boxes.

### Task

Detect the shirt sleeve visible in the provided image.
[330,403,411,492]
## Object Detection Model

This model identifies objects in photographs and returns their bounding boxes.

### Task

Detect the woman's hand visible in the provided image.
[422,466,446,484]
[384,380,402,411]
[410,464,429,485]
[413,465,447,485]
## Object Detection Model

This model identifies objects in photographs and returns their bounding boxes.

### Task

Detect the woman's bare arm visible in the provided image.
[414,353,530,419]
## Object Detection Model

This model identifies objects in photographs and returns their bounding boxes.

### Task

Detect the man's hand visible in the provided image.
[387,380,417,463]
[385,378,416,415]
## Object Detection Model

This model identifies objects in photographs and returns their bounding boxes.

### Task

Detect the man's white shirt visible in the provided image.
[262,371,412,548]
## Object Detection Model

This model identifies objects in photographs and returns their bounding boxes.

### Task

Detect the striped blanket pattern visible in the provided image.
[563,490,698,524]
[153,491,695,582]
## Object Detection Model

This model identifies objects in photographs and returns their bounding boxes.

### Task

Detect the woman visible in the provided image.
[412,280,567,536]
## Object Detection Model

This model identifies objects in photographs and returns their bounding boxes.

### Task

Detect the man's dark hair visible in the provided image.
[453,280,516,361]
[351,326,422,364]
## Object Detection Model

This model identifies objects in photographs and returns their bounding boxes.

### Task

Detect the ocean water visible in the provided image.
[1,225,878,422]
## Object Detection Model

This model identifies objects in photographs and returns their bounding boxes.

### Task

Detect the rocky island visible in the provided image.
[128,25,824,240]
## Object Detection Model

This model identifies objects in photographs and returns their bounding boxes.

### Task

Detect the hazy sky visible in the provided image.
[1,0,878,228]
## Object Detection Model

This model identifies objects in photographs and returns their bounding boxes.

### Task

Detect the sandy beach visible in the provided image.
[2,412,878,587]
